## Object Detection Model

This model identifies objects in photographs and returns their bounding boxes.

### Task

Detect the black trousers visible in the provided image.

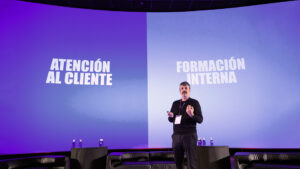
[172,133,198,169]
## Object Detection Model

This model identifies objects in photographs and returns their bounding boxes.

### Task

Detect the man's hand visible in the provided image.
[186,105,194,117]
[167,111,174,118]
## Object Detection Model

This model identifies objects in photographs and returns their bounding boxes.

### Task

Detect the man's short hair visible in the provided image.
[180,81,190,89]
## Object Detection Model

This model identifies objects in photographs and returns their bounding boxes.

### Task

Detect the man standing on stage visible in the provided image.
[167,81,203,169]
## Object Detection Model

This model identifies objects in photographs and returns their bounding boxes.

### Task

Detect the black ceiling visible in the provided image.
[20,0,294,12]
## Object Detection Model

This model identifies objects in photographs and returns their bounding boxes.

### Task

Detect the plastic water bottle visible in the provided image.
[202,137,206,146]
[79,139,83,148]
[197,138,202,146]
[99,139,104,147]
[72,139,76,148]
[210,137,214,146]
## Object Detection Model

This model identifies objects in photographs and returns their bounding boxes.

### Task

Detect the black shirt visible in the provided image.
[168,97,203,134]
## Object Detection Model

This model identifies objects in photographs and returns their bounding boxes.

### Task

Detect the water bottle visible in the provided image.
[72,139,76,148]
[197,138,202,146]
[210,137,214,146]
[202,137,206,146]
[99,139,104,147]
[79,139,83,148]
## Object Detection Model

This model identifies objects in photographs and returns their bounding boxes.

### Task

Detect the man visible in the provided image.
[168,81,203,169]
